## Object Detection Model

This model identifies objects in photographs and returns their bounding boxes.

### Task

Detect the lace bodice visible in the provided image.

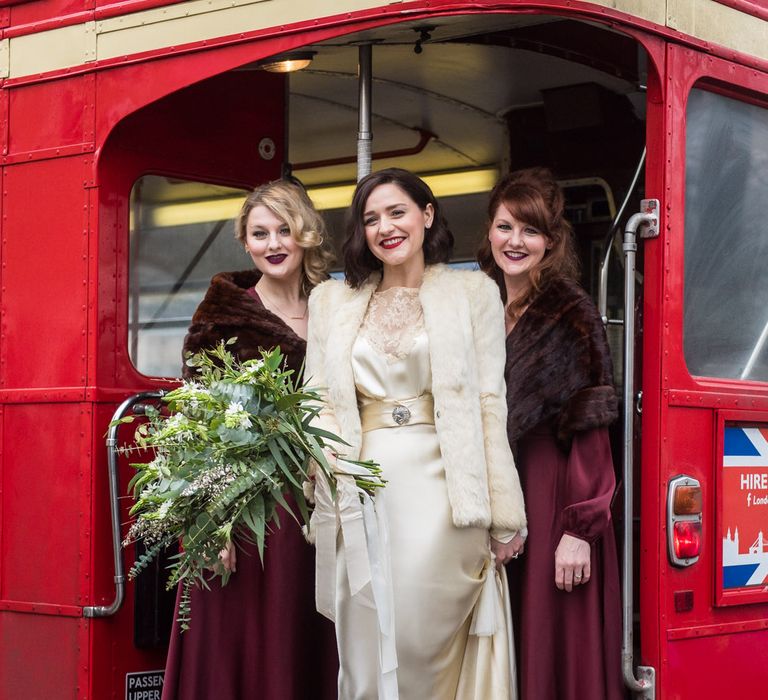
[359,286,424,362]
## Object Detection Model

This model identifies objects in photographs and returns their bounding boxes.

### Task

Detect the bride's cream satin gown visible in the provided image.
[333,288,515,700]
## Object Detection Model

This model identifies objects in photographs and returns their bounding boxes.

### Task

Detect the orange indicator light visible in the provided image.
[673,485,703,515]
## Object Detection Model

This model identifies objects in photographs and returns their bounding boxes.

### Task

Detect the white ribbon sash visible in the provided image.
[311,462,399,699]
[469,553,505,637]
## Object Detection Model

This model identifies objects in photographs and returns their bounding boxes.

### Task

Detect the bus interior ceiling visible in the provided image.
[132,14,646,378]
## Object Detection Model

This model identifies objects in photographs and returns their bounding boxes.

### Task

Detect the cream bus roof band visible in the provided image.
[1,0,766,81]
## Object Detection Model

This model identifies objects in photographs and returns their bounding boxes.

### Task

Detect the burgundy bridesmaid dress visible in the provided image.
[161,275,338,700]
[507,426,625,700]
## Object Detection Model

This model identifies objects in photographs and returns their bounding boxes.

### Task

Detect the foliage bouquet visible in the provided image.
[120,341,383,629]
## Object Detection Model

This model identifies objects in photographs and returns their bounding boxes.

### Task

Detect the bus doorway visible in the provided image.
[125,12,654,696]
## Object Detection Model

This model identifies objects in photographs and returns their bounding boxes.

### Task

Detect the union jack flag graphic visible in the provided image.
[722,426,768,589]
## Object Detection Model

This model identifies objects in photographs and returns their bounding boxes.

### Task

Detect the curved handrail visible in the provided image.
[83,391,165,619]
[599,147,646,325]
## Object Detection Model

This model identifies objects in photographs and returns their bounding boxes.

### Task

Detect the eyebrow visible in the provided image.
[363,202,409,217]
[248,223,288,231]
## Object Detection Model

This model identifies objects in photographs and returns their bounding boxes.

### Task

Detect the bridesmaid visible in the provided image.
[162,180,338,700]
[478,167,624,700]
[306,168,527,699]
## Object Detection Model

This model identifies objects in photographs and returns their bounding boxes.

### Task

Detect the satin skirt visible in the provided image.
[334,423,514,699]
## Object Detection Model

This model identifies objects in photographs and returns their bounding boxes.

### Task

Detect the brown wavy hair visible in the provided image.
[343,168,454,288]
[477,167,578,321]
[235,180,334,297]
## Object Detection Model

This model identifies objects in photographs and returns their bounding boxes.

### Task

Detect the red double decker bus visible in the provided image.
[0,0,766,697]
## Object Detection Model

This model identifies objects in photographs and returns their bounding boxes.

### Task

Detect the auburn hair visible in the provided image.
[477,167,578,320]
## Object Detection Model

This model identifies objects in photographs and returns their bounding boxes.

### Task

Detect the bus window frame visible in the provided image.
[663,44,768,402]
[126,172,251,380]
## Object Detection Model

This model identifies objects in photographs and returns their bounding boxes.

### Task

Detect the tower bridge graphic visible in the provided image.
[722,426,768,590]
[723,528,768,588]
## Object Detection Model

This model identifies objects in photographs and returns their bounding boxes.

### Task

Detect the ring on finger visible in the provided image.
[574,573,583,580]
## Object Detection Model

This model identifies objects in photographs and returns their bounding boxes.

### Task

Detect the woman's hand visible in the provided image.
[491,532,526,568]
[554,533,590,592]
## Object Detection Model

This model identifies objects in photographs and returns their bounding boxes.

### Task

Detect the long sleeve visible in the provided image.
[469,274,527,533]
[560,427,616,543]
[305,283,344,454]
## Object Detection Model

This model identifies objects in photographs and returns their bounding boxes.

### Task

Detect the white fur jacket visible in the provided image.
[306,263,527,533]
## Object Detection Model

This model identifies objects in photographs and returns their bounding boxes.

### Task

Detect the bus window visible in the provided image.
[128,172,499,378]
[128,175,248,377]
[683,88,768,382]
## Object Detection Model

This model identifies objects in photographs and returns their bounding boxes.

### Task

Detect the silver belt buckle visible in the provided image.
[392,404,411,426]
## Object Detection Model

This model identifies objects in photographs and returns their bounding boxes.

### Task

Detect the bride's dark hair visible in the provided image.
[343,168,454,288]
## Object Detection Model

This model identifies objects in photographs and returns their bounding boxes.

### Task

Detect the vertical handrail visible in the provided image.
[621,213,656,696]
[84,391,165,618]
[357,44,373,182]
[598,234,616,326]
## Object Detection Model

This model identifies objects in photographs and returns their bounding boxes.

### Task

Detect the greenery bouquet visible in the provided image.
[119,340,383,629]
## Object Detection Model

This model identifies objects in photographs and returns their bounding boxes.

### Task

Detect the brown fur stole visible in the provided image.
[505,276,617,452]
[182,270,306,380]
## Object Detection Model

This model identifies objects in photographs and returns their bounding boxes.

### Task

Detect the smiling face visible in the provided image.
[244,204,304,284]
[362,183,434,275]
[488,201,551,291]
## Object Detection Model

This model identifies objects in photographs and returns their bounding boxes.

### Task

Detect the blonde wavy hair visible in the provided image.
[235,180,333,296]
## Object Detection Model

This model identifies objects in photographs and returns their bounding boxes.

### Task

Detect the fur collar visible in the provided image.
[182,270,306,379]
[505,276,617,451]
[315,263,469,460]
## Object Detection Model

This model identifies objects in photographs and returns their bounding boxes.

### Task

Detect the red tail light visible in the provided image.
[673,520,702,560]
[668,475,702,567]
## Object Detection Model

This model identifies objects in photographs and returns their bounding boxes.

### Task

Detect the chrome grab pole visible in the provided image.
[598,235,616,326]
[621,204,658,698]
[84,391,165,618]
[357,43,373,182]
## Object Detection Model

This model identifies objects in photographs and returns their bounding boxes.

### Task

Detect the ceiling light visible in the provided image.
[260,52,315,73]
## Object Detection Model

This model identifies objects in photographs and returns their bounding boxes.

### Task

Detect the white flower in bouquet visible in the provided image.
[224,401,253,430]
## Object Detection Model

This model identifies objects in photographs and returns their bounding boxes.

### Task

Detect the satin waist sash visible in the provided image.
[359,394,435,432]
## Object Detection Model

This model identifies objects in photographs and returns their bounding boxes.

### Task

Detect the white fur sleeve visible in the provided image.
[469,274,527,532]
[306,282,344,452]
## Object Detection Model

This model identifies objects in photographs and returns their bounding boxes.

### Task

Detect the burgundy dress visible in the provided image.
[507,426,624,700]
[161,271,338,700]
[502,276,625,700]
